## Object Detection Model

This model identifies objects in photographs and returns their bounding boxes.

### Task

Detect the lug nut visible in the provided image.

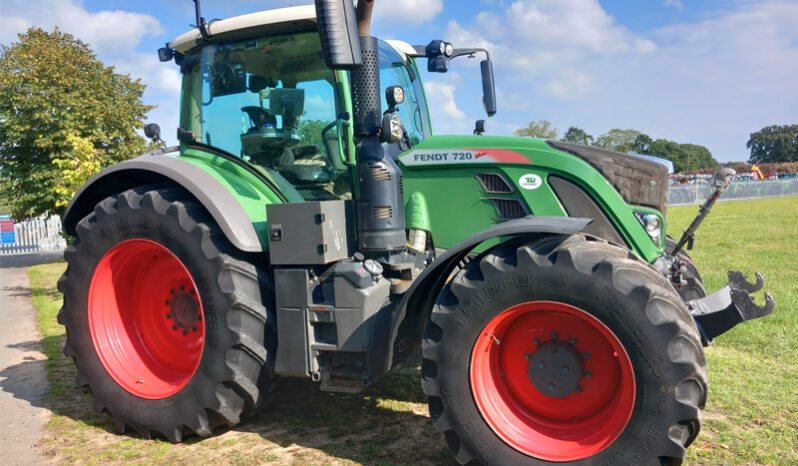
[170,289,175,295]
[583,352,591,360]
[182,329,188,335]
[524,352,532,360]
[538,361,546,368]
[533,337,541,345]
[577,385,583,393]
[165,300,170,305]
[172,325,178,330]
[548,383,556,391]
[586,371,593,379]
[180,285,185,291]
[551,331,558,339]
[562,365,569,373]
[166,313,171,318]
[570,337,578,344]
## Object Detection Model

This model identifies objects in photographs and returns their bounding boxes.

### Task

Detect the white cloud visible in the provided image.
[425,80,467,121]
[0,0,164,54]
[665,0,684,11]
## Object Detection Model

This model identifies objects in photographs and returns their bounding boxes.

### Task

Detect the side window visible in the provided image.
[378,41,430,156]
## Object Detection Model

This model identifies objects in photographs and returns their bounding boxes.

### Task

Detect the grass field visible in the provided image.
[27,196,798,465]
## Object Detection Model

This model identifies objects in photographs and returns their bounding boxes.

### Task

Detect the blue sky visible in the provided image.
[2,0,796,162]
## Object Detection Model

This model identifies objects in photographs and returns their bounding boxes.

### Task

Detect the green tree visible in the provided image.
[594,128,643,152]
[561,126,594,145]
[514,120,558,139]
[746,124,798,163]
[298,119,330,151]
[0,28,154,218]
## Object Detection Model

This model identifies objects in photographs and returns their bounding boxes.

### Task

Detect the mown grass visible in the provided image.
[27,195,798,465]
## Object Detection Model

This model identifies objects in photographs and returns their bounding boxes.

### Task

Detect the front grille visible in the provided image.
[491,199,528,219]
[476,173,514,193]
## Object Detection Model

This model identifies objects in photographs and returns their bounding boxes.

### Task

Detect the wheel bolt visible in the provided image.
[524,352,532,360]
[180,285,185,291]
[182,329,188,335]
[538,361,546,368]
[190,290,196,295]
[192,326,198,332]
[533,337,541,345]
[170,289,175,295]
[577,385,583,393]
[586,371,593,379]
[165,300,170,305]
[548,383,555,391]
[583,352,591,360]
[562,365,569,374]
[166,313,171,318]
[172,325,178,330]
[551,331,558,339]
[570,337,578,344]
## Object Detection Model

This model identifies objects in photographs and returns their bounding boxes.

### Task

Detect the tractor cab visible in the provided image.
[175,10,431,201]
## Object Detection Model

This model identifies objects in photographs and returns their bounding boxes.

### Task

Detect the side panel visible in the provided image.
[399,135,663,262]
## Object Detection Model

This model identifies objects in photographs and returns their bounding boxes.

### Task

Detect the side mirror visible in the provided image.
[144,123,162,143]
[315,0,363,70]
[481,60,497,117]
[474,120,486,135]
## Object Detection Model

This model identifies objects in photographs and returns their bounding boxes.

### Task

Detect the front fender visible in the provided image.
[384,216,591,371]
[63,155,266,252]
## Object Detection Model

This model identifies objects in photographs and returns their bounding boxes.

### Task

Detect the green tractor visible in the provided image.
[58,1,774,464]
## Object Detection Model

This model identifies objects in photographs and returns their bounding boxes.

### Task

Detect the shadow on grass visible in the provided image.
[35,331,456,465]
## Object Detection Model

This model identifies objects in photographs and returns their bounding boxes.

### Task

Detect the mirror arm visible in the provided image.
[450,48,490,60]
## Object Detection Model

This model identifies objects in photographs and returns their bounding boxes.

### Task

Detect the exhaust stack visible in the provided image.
[316,0,405,254]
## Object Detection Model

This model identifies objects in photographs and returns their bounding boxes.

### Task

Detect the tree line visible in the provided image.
[515,121,798,172]
[514,121,717,172]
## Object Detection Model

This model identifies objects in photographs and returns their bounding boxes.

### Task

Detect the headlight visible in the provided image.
[635,212,662,246]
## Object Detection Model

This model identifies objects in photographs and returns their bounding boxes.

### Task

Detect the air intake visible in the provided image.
[491,199,529,220]
[476,173,514,193]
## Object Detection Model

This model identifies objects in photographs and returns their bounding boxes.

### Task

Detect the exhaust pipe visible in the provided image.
[315,0,405,255]
[356,0,375,36]
[350,0,407,254]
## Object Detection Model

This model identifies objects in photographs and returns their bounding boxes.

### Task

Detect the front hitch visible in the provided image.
[688,270,775,346]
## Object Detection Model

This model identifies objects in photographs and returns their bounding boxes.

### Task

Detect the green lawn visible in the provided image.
[27,196,798,465]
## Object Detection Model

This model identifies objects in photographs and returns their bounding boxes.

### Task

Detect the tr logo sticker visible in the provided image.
[519,173,542,190]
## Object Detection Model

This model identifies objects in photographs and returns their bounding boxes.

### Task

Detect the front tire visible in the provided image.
[422,235,707,465]
[57,187,277,441]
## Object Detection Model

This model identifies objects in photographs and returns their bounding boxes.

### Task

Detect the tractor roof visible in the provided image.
[170,5,416,59]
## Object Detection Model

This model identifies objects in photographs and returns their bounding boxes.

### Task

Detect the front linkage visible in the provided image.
[690,271,775,345]
[669,168,775,345]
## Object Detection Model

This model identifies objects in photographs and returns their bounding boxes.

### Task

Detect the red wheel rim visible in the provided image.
[88,239,204,399]
[469,301,635,461]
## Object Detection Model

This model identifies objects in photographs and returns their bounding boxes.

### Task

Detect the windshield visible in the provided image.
[190,31,351,201]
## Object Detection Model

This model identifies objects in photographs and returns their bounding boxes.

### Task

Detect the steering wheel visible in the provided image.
[321,120,347,172]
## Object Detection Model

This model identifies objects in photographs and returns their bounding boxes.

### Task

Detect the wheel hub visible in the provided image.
[167,288,200,334]
[527,339,584,398]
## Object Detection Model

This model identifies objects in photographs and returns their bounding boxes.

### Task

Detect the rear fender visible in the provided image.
[383,216,591,372]
[63,155,265,252]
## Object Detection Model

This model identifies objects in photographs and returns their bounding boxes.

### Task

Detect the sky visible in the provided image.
[1,0,796,162]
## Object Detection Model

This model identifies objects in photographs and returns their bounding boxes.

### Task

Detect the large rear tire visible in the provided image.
[57,187,278,441]
[422,235,707,465]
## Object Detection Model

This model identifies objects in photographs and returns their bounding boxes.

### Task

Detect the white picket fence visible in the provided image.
[0,215,67,255]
